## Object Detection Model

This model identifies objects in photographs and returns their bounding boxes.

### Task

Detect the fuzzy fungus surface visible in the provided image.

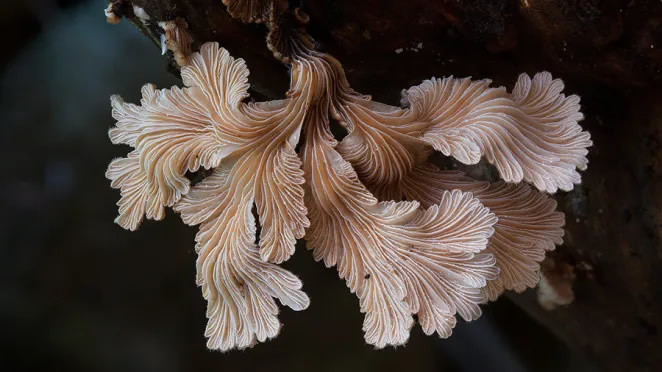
[105,2,591,351]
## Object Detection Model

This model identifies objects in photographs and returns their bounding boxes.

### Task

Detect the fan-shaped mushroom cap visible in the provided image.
[283,54,500,345]
[398,166,564,301]
[303,111,497,346]
[175,161,309,350]
[104,3,121,24]
[222,0,273,23]
[406,73,591,193]
[339,73,591,195]
[106,26,590,348]
[159,19,193,67]
[334,70,580,302]
[106,151,165,231]
[107,42,316,350]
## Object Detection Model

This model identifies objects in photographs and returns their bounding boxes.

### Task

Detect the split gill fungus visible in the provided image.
[104,0,592,351]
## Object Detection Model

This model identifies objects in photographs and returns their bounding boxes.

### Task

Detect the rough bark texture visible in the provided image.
[114,1,662,371]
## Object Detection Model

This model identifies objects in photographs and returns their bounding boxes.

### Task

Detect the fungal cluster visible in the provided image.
[105,0,591,351]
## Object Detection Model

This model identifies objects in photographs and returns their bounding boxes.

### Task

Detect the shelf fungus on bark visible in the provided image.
[159,19,193,67]
[106,7,590,351]
[334,71,586,301]
[222,0,273,24]
[104,2,121,24]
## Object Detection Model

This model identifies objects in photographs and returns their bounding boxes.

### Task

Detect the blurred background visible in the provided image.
[0,0,619,371]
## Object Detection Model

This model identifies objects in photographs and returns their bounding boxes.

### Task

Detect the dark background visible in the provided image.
[1,0,653,371]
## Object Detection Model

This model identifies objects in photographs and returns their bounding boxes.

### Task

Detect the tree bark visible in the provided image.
[114,1,662,370]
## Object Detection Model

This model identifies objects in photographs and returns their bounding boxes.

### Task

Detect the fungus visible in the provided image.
[159,19,193,67]
[334,72,585,300]
[106,4,591,351]
[537,259,576,310]
[222,0,272,23]
[104,2,121,24]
